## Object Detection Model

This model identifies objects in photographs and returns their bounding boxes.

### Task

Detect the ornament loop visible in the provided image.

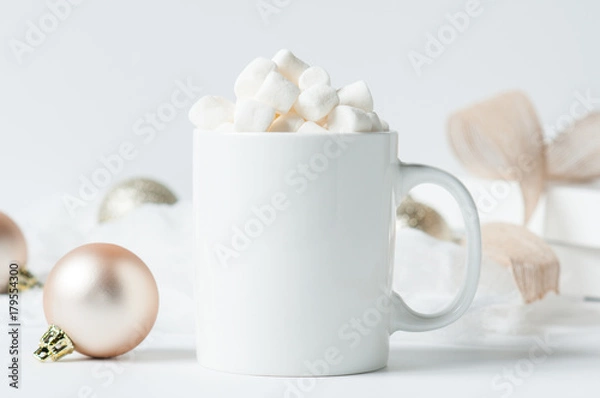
[33,325,75,362]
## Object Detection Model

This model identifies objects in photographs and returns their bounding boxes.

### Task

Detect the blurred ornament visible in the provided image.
[0,212,40,293]
[34,243,159,361]
[98,178,178,223]
[479,222,559,303]
[397,196,453,241]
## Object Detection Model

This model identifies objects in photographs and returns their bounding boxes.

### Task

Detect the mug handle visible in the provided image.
[389,162,482,333]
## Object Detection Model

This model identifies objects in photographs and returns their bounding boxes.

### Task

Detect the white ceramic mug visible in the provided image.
[193,130,481,376]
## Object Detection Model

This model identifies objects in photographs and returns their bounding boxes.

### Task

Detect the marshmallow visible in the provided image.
[367,112,383,132]
[272,49,309,85]
[297,121,328,133]
[298,66,330,91]
[337,80,373,112]
[215,122,235,132]
[234,57,277,99]
[193,49,390,134]
[233,99,276,132]
[268,112,304,132]
[381,119,390,131]
[254,71,300,114]
[327,105,372,133]
[293,85,339,122]
[189,95,235,130]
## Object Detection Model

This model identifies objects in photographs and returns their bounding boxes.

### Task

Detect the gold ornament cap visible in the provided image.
[17,268,42,291]
[33,325,75,362]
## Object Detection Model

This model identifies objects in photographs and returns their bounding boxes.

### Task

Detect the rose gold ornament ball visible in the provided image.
[43,243,159,358]
[0,212,28,293]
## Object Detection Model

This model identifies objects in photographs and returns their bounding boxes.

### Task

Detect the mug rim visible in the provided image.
[194,129,396,137]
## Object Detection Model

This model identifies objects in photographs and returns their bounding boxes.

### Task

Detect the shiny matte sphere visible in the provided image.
[43,243,159,358]
[0,212,27,293]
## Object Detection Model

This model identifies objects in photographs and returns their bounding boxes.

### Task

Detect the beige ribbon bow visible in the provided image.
[447,91,600,302]
[448,90,600,223]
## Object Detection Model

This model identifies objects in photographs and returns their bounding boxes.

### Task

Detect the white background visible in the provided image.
[1,0,600,215]
[2,2,600,396]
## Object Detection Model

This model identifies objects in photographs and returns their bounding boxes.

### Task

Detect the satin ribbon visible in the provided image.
[447,90,600,223]
[446,91,600,302]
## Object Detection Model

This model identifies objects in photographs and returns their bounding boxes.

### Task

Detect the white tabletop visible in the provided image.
[3,324,599,398]
[3,206,599,397]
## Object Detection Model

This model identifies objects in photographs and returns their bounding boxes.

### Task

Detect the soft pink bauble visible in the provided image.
[43,243,159,358]
[0,212,27,293]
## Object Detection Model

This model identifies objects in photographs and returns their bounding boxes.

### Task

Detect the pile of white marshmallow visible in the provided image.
[189,49,389,133]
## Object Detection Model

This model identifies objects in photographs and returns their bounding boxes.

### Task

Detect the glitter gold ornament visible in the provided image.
[0,211,40,293]
[34,243,159,361]
[396,196,453,241]
[98,178,178,223]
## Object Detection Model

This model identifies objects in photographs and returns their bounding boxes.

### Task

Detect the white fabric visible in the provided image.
[3,198,600,343]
